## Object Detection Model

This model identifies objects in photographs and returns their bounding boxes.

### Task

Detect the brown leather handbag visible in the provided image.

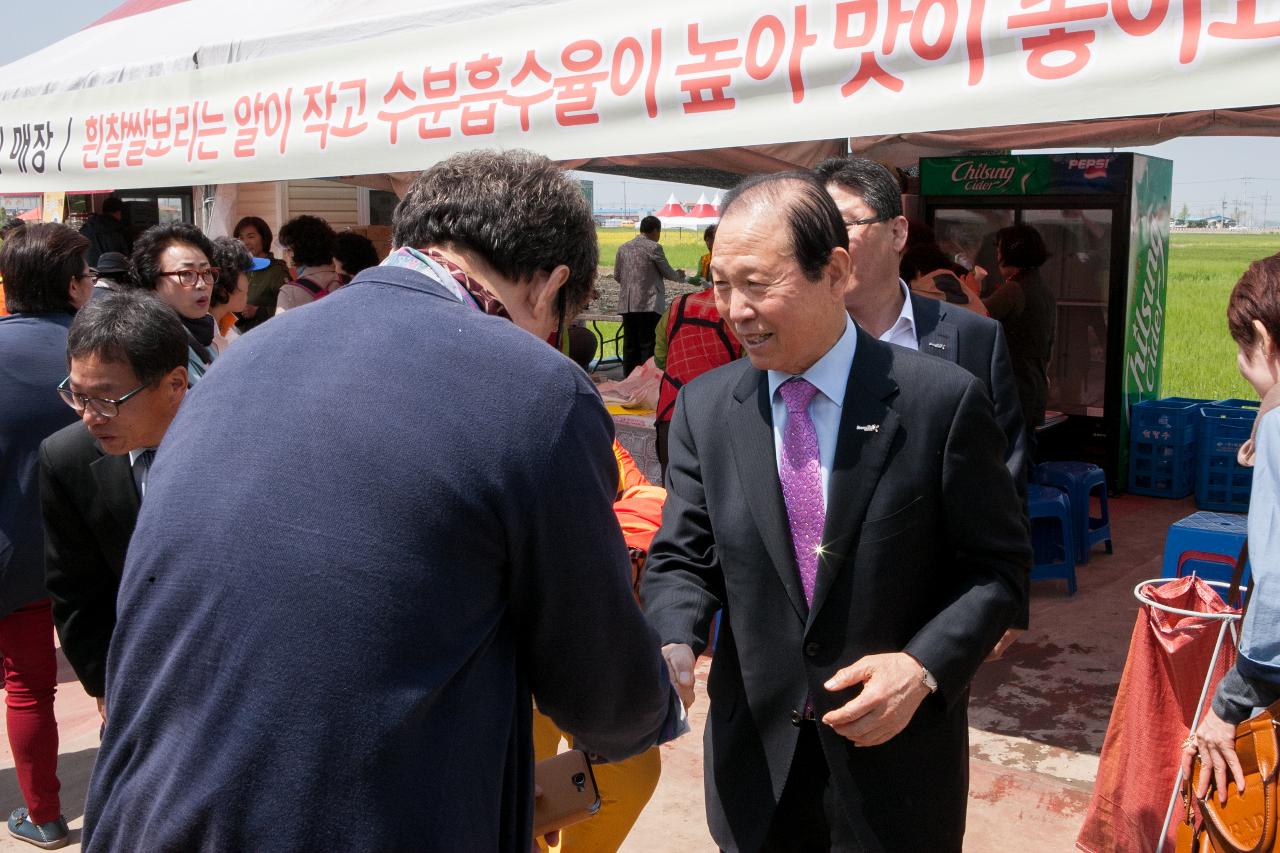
[1178,698,1280,852]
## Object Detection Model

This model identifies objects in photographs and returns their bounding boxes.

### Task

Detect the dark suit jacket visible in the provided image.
[912,294,1027,484]
[0,312,78,619]
[81,264,675,853]
[39,422,138,698]
[642,328,1030,853]
[912,294,1031,627]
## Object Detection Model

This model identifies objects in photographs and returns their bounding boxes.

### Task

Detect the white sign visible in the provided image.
[1,0,1277,191]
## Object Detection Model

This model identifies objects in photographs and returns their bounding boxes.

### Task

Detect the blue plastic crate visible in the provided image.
[1211,398,1261,411]
[1130,397,1212,440]
[1195,404,1257,512]
[1129,432,1196,498]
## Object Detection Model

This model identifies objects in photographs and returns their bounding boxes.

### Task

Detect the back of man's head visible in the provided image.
[813,157,903,221]
[101,196,125,218]
[0,222,90,314]
[68,290,188,387]
[720,171,848,281]
[392,149,598,315]
[639,215,661,237]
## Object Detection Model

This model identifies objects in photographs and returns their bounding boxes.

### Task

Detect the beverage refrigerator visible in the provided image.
[918,152,1173,490]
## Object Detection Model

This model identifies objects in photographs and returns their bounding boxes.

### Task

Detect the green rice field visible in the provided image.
[1162,233,1279,400]
[597,226,707,270]
[591,228,1280,399]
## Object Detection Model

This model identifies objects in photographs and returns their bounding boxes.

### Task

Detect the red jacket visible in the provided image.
[656,289,740,423]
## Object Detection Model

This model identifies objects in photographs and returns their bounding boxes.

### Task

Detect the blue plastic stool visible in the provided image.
[1028,484,1077,595]
[1160,511,1251,585]
[1032,461,1113,564]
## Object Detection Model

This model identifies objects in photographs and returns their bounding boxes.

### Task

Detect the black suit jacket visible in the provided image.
[912,294,1028,485]
[912,294,1031,627]
[642,328,1030,853]
[39,422,138,698]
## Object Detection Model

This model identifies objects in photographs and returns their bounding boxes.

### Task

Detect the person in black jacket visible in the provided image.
[816,157,1031,649]
[78,197,130,267]
[642,172,1028,853]
[40,291,188,721]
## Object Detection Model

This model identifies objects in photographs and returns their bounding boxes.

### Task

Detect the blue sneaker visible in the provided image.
[7,809,68,849]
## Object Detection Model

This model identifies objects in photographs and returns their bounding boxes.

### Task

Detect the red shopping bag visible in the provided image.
[1076,576,1240,853]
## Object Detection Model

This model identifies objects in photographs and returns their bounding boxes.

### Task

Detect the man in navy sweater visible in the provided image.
[83,151,681,852]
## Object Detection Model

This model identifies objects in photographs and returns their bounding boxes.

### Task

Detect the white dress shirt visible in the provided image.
[879,280,919,351]
[766,314,858,509]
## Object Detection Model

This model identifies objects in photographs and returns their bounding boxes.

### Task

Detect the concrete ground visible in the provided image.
[0,493,1199,852]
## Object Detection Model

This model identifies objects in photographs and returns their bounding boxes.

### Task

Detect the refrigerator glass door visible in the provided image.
[931,208,1015,296]
[1023,208,1113,418]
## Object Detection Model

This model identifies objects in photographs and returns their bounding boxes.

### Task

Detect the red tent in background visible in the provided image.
[16,208,40,221]
[688,193,717,219]
[654,194,687,219]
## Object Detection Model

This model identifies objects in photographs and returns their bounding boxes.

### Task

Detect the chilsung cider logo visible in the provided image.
[950,160,1018,191]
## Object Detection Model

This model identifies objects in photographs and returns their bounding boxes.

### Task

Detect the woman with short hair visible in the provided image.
[232,216,289,332]
[984,223,1056,435]
[208,236,268,353]
[276,215,341,315]
[127,223,219,383]
[1183,255,1280,805]
[0,222,92,849]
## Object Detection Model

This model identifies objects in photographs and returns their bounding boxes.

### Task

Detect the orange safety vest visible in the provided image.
[656,289,740,423]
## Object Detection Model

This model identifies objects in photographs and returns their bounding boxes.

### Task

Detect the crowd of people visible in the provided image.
[0,148,1271,852]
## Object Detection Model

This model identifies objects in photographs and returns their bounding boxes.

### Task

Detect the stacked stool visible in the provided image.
[1028,484,1077,595]
[1032,461,1114,564]
[1161,510,1250,587]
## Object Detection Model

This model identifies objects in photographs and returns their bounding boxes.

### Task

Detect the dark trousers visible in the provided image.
[761,723,858,853]
[655,419,671,484]
[621,311,660,376]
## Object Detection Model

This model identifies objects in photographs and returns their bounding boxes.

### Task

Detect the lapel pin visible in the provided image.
[928,342,947,350]
[856,424,880,433]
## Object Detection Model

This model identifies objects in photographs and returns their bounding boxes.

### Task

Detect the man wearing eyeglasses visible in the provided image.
[814,157,1030,653]
[38,291,187,730]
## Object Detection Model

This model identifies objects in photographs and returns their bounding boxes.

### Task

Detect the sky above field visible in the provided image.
[7,1,1280,223]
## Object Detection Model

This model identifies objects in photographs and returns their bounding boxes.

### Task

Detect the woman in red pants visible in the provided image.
[0,223,87,848]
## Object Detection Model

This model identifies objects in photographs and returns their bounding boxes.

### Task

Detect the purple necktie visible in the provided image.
[778,378,824,605]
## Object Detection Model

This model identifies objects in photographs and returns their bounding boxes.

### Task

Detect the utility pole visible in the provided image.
[622,182,628,219]
[1263,192,1271,230]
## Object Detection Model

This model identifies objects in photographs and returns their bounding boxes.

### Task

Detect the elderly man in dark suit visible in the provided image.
[0,222,94,850]
[82,150,680,853]
[40,291,188,720]
[642,172,1030,852]
[814,156,1030,649]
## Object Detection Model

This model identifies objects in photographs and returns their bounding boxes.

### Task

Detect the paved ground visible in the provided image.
[0,493,1198,851]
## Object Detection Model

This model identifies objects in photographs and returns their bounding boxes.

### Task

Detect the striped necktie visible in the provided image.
[133,448,157,500]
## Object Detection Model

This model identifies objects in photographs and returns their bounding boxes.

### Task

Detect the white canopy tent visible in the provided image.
[1,0,1278,194]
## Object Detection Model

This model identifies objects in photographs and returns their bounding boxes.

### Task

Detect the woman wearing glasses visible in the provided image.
[127,223,220,384]
[0,222,93,849]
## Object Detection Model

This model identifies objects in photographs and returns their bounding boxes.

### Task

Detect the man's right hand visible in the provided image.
[96,696,106,724]
[661,643,696,710]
